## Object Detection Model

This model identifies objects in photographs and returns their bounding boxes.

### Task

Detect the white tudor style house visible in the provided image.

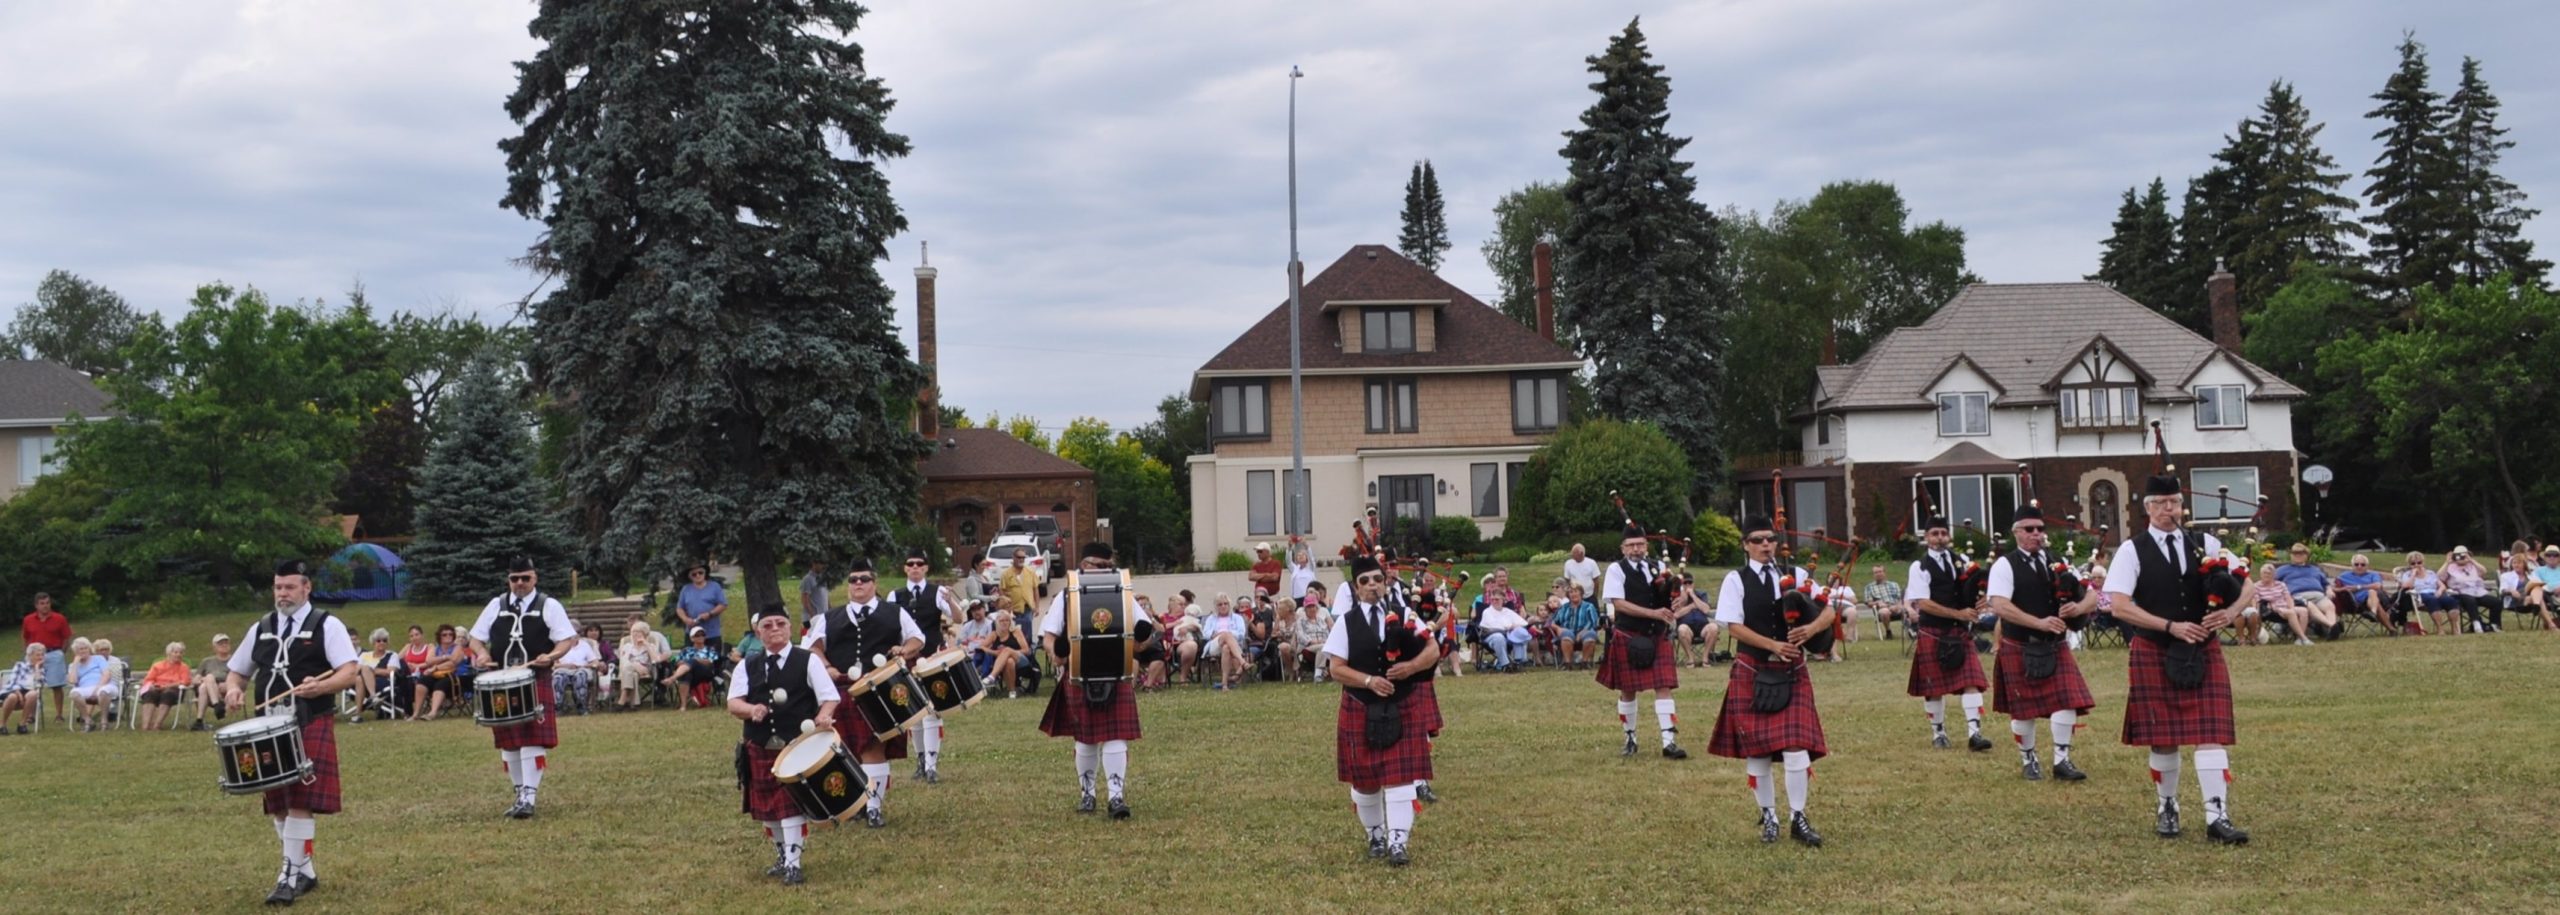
[1739,268,2305,547]
[1186,245,1580,566]
[0,360,112,502]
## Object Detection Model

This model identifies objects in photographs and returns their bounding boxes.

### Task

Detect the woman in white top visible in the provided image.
[2,643,45,733]
[613,620,663,711]
[552,624,608,715]
[1287,543,1318,605]
[2438,548,2492,633]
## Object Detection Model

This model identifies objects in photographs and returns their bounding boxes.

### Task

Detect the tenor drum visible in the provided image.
[214,714,313,795]
[848,664,930,741]
[773,731,872,825]
[913,649,987,713]
[473,667,540,727]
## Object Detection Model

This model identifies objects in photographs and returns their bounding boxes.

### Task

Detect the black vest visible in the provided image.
[2002,550,2062,642]
[2129,528,2209,644]
[821,602,904,677]
[740,647,819,747]
[485,592,557,665]
[249,607,340,724]
[1615,558,1670,637]
[889,581,947,655]
[1735,564,1787,662]
[1340,604,1423,704]
[1919,551,1966,630]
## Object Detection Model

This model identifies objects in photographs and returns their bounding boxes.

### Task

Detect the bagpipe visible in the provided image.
[1768,470,1851,647]
[2145,420,2269,616]
[1610,489,1692,613]
[1903,470,1990,612]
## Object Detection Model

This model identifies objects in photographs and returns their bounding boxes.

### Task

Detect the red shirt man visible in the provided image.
[1249,544,1284,599]
[22,594,70,652]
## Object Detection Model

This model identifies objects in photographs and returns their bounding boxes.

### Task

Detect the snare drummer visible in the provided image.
[1037,541,1152,819]
[801,557,923,829]
[887,547,960,784]
[467,556,578,820]
[221,559,361,907]
[732,603,838,886]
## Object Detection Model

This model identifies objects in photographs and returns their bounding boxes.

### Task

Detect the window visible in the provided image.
[1365,377,1417,434]
[1471,463,1500,518]
[1246,470,1276,535]
[1212,380,1269,441]
[1505,462,1525,515]
[2190,467,2260,522]
[1512,374,1563,433]
[16,434,56,487]
[1913,473,2019,531]
[1816,416,1831,445]
[2059,384,2142,430]
[2195,384,2246,429]
[1361,307,1414,353]
[1935,392,1988,436]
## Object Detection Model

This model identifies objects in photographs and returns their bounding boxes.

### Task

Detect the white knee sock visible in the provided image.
[778,815,807,866]
[520,747,546,796]
[1102,740,1129,799]
[1616,699,1637,738]
[2011,718,2036,752]
[1961,691,1984,734]
[1924,697,1945,731]
[1653,698,1678,747]
[1383,784,1417,849]
[762,820,784,856]
[280,815,315,878]
[2149,749,2181,810]
[1351,788,1384,841]
[500,748,522,788]
[1781,751,1812,813]
[919,713,942,769]
[1074,741,1098,797]
[861,763,891,812]
[2050,710,2077,762]
[1746,756,1775,813]
[2194,747,2232,824]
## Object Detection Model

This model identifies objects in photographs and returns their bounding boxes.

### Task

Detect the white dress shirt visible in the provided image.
[2102,527,2224,597]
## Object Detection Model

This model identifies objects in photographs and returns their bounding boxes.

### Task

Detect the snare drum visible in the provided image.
[474,667,540,727]
[912,649,987,713]
[773,731,872,825]
[214,714,313,795]
[848,664,930,741]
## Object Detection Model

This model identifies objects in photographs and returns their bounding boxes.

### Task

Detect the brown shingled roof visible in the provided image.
[919,428,1096,482]
[1190,245,1579,397]
[0,360,112,426]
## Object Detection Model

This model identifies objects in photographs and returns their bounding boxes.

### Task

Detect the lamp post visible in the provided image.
[1287,65,1308,541]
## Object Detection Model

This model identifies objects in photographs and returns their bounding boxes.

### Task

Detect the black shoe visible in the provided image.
[2052,759,2086,781]
[191,720,207,732]
[1367,836,1387,859]
[1967,732,1993,752]
[293,874,316,896]
[1108,798,1131,820]
[1076,793,1096,814]
[780,865,805,886]
[766,855,787,878]
[914,760,929,780]
[1759,810,1781,844]
[504,801,532,819]
[1416,784,1439,804]
[2206,819,2250,845]
[1387,845,1410,867]
[2157,800,2182,838]
[862,807,885,829]
[1620,735,1638,757]
[1931,732,1950,749]
[2021,754,2043,781]
[1661,743,1689,760]
[1789,812,1824,847]
[265,880,298,906]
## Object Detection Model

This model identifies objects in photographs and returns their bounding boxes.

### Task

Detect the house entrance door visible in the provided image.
[1382,475,1435,532]
[2089,480,2120,541]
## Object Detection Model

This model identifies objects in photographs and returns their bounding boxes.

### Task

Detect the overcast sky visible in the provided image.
[3,1,2551,429]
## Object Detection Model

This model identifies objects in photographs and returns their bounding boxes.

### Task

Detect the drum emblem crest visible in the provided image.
[492,693,510,715]
[823,771,849,798]
[1089,609,1112,632]
[930,681,950,700]
[236,747,258,773]
[890,683,912,706]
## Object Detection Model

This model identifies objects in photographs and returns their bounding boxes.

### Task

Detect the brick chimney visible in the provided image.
[2206,260,2241,353]
[916,243,940,440]
[1532,239,1556,341]
[1819,323,1839,367]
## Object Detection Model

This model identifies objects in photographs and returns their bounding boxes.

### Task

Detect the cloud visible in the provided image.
[2,0,2553,430]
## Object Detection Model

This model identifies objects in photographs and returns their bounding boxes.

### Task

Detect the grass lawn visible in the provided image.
[4,602,2557,913]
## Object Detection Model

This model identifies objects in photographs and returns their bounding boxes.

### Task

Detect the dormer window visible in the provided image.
[1361,307,1414,354]
[1935,392,1988,437]
[2058,384,2141,430]
[2194,384,2246,430]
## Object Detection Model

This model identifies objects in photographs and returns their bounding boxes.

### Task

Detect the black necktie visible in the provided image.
[1760,563,1774,591]
[2165,534,2182,574]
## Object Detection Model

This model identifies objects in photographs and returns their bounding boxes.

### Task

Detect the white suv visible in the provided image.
[986,535,1056,581]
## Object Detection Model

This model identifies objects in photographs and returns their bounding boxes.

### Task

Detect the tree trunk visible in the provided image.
[738,539,783,622]
[2488,433,2537,540]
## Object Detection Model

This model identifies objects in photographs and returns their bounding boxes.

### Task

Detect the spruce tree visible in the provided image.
[499,1,930,612]
[2361,34,2456,295]
[2092,178,2188,319]
[2443,57,2548,286]
[1419,160,1451,271]
[405,356,570,602]
[1557,18,1731,495]
[2233,80,2365,308]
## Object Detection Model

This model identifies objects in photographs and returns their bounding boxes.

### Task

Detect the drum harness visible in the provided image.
[498,592,545,723]
[253,606,321,787]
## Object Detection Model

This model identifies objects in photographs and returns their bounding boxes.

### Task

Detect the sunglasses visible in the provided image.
[508,574,534,583]
[1355,574,1385,585]
[904,560,928,567]
[847,575,875,583]
[2017,526,2045,534]
[1743,535,1776,544]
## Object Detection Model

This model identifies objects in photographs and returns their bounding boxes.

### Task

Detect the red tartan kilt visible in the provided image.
[1707,658,1827,762]
[263,716,342,816]
[1408,680,1443,736]
[492,677,560,751]
[1335,692,1435,789]
[1990,637,2096,720]
[739,742,798,821]
[1037,680,1143,743]
[1595,628,1678,693]
[1906,627,1990,697]
[2121,636,2236,747]
[831,697,910,760]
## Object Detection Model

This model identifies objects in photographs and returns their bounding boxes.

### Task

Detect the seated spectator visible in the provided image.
[1863,564,1908,641]
[613,620,663,710]
[1291,598,1332,682]
[67,638,116,732]
[191,633,238,731]
[1825,573,1861,650]
[1268,602,1303,683]
[554,623,607,715]
[1248,595,1281,681]
[2529,546,2560,629]
[2251,565,2312,646]
[984,608,1032,698]
[1169,594,1207,686]
[1,644,42,733]
[2441,548,2493,634]
[2501,548,2557,631]
[1124,594,1167,690]
[1673,576,1717,668]
[1551,582,1601,670]
[2273,546,2341,640]
[414,624,465,720]
[2396,552,2453,635]
[669,627,723,710]
[958,601,995,672]
[1201,595,1250,690]
[2332,554,2389,631]
[1477,595,1532,673]
[354,628,400,721]
[1528,584,1563,667]
[137,641,192,730]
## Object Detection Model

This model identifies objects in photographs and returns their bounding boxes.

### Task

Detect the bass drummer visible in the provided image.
[467,556,578,820]
[221,559,361,906]
[732,603,839,886]
[801,557,923,829]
